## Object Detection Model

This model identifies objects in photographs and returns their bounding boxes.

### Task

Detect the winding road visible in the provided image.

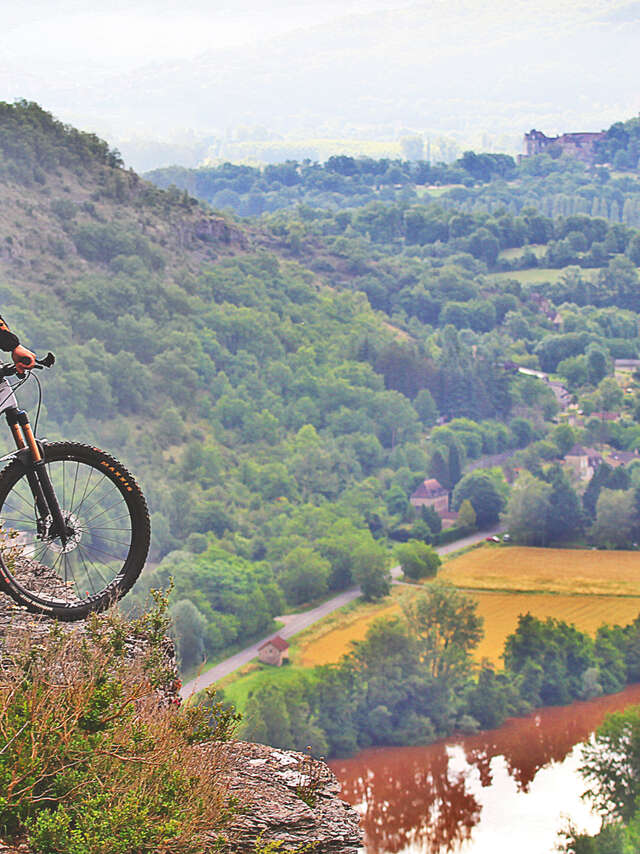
[180,527,500,698]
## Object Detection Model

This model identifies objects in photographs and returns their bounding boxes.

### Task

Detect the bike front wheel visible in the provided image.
[0,442,150,620]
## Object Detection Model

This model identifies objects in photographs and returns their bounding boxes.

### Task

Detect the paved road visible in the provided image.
[180,526,501,698]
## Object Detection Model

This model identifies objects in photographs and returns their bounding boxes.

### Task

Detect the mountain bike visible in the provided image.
[0,353,150,621]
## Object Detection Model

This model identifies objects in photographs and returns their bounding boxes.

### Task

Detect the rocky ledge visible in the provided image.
[0,591,363,853]
[217,741,362,853]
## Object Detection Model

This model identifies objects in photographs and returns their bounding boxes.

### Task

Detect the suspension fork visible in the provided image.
[5,407,68,544]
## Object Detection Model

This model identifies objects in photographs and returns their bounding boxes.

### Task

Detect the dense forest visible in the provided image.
[4,102,640,679]
[145,117,640,226]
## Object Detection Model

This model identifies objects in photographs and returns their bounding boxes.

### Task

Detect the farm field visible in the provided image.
[296,545,640,668]
[439,545,640,597]
[498,245,547,260]
[473,591,640,664]
[491,267,579,285]
[223,545,640,699]
[297,589,640,668]
[296,589,409,668]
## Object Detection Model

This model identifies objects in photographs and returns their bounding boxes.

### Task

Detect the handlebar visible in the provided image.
[0,352,55,379]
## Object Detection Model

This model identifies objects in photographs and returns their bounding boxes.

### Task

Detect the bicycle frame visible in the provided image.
[1,405,69,549]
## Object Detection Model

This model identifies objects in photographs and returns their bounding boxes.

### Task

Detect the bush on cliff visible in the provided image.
[0,593,238,854]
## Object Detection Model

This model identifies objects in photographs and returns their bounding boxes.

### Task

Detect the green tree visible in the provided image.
[448,443,462,490]
[421,503,443,534]
[279,546,331,605]
[170,598,208,672]
[553,424,576,457]
[402,582,483,679]
[353,541,391,601]
[429,445,451,490]
[385,483,409,517]
[414,388,438,427]
[587,346,609,385]
[591,489,637,549]
[580,706,640,823]
[501,471,552,546]
[457,498,477,529]
[452,472,505,527]
[396,540,441,581]
[242,684,293,749]
[543,464,583,542]
[597,376,624,412]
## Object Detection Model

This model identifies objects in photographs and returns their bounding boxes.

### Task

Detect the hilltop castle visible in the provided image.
[523,129,605,165]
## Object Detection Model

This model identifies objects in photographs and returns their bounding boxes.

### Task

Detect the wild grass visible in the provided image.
[491,267,568,284]
[0,599,235,853]
[498,244,547,260]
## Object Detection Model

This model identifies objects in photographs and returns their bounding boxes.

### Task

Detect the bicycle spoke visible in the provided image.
[89,524,133,532]
[77,544,111,590]
[6,486,36,511]
[84,533,131,548]
[1,512,38,525]
[69,469,107,513]
[75,479,119,519]
[86,512,132,527]
[80,542,128,562]
[68,461,80,513]
[84,497,132,525]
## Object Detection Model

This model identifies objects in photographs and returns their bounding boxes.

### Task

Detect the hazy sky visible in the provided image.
[0,1,398,67]
[1,0,638,169]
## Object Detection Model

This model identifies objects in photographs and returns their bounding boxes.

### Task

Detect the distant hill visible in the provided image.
[6,1,640,170]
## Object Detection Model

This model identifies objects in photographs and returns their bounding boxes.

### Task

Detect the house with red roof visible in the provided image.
[258,635,290,667]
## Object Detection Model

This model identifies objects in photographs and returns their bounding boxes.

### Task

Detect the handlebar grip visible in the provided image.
[0,351,56,378]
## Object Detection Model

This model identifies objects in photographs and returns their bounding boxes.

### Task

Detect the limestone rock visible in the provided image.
[217,741,363,853]
[0,591,363,853]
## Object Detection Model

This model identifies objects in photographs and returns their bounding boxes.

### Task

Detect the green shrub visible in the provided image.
[0,593,236,853]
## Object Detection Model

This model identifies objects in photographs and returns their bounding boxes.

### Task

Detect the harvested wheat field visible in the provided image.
[472,591,640,664]
[297,544,640,668]
[440,545,640,596]
[298,589,640,668]
[296,587,413,668]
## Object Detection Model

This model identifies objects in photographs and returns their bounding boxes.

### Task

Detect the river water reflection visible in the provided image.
[330,683,640,854]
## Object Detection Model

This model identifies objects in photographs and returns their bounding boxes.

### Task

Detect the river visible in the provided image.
[330,683,640,854]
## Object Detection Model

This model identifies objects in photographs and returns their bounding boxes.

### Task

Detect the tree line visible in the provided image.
[236,582,640,759]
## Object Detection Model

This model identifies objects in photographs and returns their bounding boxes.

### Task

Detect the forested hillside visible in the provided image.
[145,117,640,226]
[6,102,640,673]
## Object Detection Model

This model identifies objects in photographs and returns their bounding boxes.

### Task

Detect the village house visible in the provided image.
[410,478,449,514]
[565,444,603,481]
[614,358,640,372]
[607,449,640,468]
[258,635,289,667]
[589,411,621,423]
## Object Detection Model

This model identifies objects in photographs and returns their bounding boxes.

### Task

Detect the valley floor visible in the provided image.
[218,542,640,712]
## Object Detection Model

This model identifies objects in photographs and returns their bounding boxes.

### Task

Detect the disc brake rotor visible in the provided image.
[39,512,83,554]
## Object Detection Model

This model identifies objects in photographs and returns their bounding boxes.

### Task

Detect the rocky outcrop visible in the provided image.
[0,591,363,853]
[217,741,362,853]
[171,212,248,252]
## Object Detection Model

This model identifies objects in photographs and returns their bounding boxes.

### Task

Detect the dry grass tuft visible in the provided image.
[0,599,235,854]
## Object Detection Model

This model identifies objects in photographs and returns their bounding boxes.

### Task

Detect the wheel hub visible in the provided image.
[39,512,83,554]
